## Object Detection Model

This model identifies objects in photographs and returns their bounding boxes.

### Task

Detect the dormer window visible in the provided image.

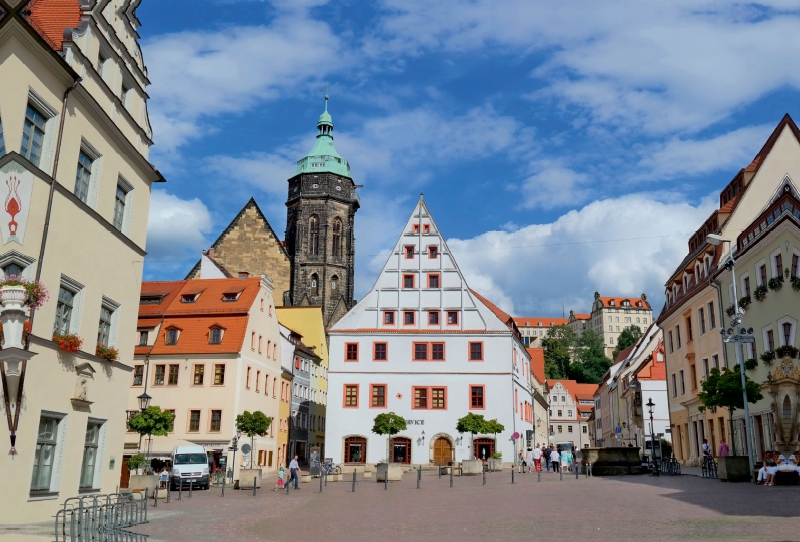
[140,296,162,305]
[181,294,199,303]
[609,300,615,307]
[222,291,241,302]
[165,328,179,345]
[636,301,642,308]
[209,327,223,345]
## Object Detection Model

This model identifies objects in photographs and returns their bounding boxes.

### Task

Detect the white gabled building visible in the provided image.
[327,196,533,467]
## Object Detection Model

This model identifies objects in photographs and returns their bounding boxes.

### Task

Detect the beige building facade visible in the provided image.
[0,0,162,523]
[589,293,653,357]
[126,276,283,483]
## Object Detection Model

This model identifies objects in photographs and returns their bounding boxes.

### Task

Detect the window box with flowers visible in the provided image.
[738,295,751,309]
[96,343,119,363]
[744,358,758,371]
[754,285,768,302]
[768,275,784,292]
[0,276,49,309]
[791,276,800,292]
[53,332,83,352]
[726,305,736,317]
[776,345,799,359]
[760,350,776,365]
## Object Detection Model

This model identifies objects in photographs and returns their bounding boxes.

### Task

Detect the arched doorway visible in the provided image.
[391,437,411,464]
[344,436,366,464]
[474,438,495,462]
[433,437,453,466]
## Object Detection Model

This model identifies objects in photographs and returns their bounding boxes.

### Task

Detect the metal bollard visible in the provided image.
[511,469,515,484]
[483,469,486,486]
[576,465,579,479]
[189,479,193,498]
[538,470,541,482]
[167,484,171,503]
[560,469,563,481]
[285,474,290,495]
[384,473,388,491]
[324,472,327,486]
[439,465,441,479]
[352,470,357,492]
[221,476,225,497]
[416,466,421,489]
[153,488,158,507]
[178,483,182,501]
[253,477,257,496]
[450,467,453,488]
[321,474,324,493]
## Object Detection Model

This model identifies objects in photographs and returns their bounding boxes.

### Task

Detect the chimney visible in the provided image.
[207,248,215,259]
[238,271,249,279]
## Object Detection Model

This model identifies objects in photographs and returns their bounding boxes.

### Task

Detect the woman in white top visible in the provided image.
[561,449,573,472]
[525,448,535,473]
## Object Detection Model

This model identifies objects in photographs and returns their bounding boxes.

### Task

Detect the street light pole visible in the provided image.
[707,234,756,478]
[646,398,659,476]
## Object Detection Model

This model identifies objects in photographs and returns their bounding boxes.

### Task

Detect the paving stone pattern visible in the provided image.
[132,470,800,542]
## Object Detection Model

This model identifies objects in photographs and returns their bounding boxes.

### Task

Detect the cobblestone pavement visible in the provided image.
[130,470,800,542]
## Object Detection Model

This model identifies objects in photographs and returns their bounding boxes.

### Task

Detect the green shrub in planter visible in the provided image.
[127,454,146,472]
[768,276,784,291]
[754,285,768,301]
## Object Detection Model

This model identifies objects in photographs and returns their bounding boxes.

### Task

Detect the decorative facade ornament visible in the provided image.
[0,162,34,245]
[71,362,96,406]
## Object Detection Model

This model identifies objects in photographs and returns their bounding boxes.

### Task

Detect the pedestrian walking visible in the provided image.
[532,444,543,472]
[561,448,573,473]
[550,447,560,473]
[718,438,729,457]
[289,455,301,489]
[544,446,552,472]
[273,465,286,491]
[518,448,526,473]
[525,446,535,473]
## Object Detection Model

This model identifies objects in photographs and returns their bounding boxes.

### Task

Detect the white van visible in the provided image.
[171,445,210,490]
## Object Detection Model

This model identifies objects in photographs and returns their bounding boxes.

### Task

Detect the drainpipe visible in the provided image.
[31,77,82,324]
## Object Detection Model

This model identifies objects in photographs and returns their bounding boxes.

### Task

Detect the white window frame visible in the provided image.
[115,175,134,234]
[100,296,120,347]
[0,250,35,280]
[770,247,784,278]
[776,316,798,347]
[57,275,84,334]
[25,88,59,172]
[754,258,768,286]
[78,138,103,208]
[29,410,68,497]
[740,273,751,297]
[762,324,776,353]
[80,418,107,490]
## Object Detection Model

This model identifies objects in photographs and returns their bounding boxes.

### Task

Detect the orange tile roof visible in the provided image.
[597,296,650,309]
[547,379,599,401]
[470,290,513,326]
[614,344,636,363]
[137,318,162,328]
[139,281,186,318]
[164,278,261,316]
[527,347,545,382]
[27,0,82,51]
[149,316,250,355]
[718,193,740,214]
[571,313,591,320]
[513,317,569,327]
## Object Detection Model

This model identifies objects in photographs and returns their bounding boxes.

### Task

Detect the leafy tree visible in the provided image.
[127,406,175,462]
[542,325,576,379]
[612,325,643,360]
[372,412,408,463]
[126,454,147,472]
[456,413,488,459]
[570,330,612,384]
[236,411,272,468]
[484,419,505,457]
[698,366,763,456]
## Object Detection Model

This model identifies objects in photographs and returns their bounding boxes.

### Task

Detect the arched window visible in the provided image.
[331,275,338,291]
[310,273,319,295]
[309,215,319,256]
[332,218,342,258]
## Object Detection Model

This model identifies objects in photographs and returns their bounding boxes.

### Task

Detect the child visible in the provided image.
[273,465,286,491]
[160,466,169,489]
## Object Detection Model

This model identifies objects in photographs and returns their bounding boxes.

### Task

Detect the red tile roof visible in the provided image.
[614,344,636,363]
[527,347,545,383]
[597,296,650,309]
[513,317,569,327]
[744,114,800,174]
[150,316,250,355]
[26,0,82,51]
[470,290,513,327]
[571,313,591,320]
[547,379,599,401]
[718,193,740,214]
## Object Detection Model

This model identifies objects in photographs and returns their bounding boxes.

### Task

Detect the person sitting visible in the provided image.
[757,451,775,484]
[765,453,785,486]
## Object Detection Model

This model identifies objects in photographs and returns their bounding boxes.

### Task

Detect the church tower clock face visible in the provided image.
[285,96,360,328]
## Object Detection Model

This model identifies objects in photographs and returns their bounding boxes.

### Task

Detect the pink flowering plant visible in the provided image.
[0,275,49,310]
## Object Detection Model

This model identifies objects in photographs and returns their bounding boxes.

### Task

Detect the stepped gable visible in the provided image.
[330,195,510,333]
[185,198,291,303]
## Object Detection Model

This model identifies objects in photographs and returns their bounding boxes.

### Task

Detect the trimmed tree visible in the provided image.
[127,406,175,464]
[235,411,272,469]
[372,412,408,463]
[698,365,763,456]
[456,413,488,459]
[484,418,505,457]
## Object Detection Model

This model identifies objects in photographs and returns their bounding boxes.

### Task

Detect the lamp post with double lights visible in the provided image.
[646,398,659,476]
[706,233,756,478]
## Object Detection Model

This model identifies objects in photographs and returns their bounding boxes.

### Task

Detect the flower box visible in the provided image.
[53,332,83,352]
[768,276,784,291]
[0,277,49,309]
[96,343,119,363]
[754,285,768,301]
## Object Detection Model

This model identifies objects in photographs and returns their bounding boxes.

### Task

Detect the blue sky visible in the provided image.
[139,0,800,316]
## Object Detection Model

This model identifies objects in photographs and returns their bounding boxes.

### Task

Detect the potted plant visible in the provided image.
[126,454,159,493]
[738,295,751,309]
[760,350,776,365]
[456,413,489,475]
[754,285,768,301]
[127,406,175,483]
[0,275,49,310]
[744,358,758,371]
[726,305,736,317]
[698,366,763,482]
[776,345,799,359]
[768,275,784,291]
[52,331,83,352]
[791,275,800,292]
[372,412,407,482]
[235,410,272,488]
[96,343,119,363]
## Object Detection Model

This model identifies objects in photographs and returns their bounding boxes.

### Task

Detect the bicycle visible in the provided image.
[321,460,341,476]
[701,455,718,478]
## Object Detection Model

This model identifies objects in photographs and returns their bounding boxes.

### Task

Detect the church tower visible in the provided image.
[285,97,359,327]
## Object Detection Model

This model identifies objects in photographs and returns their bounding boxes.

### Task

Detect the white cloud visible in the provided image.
[519,161,591,209]
[374,0,800,134]
[446,192,718,316]
[146,190,213,266]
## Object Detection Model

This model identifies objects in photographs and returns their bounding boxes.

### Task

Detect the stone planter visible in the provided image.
[238,469,262,489]
[461,459,483,476]
[718,456,751,482]
[376,462,404,482]
[128,475,159,493]
[487,458,503,471]
[581,447,647,476]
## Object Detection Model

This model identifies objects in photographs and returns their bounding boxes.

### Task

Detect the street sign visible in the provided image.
[241,443,251,454]
[615,427,622,434]
[512,432,520,440]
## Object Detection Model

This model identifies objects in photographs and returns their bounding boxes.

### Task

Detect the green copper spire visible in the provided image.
[295,96,351,178]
